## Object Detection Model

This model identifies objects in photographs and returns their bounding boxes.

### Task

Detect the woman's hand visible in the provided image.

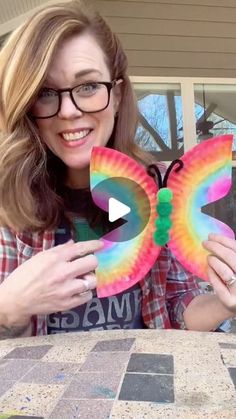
[0,239,103,325]
[203,233,236,314]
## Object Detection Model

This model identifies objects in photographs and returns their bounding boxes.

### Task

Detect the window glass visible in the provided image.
[194,84,236,157]
[134,83,183,161]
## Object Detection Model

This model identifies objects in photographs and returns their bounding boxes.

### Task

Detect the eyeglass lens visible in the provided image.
[31,82,111,118]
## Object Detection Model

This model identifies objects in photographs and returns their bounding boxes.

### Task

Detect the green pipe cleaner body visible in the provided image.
[154,188,173,246]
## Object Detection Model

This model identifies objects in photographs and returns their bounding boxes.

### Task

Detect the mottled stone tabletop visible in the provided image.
[0,329,235,419]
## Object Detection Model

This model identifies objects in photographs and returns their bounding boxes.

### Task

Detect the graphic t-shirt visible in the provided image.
[47,188,146,334]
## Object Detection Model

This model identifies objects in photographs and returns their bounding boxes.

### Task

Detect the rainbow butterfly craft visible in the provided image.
[90,135,234,298]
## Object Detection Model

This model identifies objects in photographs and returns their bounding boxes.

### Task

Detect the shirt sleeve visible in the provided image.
[0,227,18,283]
[165,247,205,329]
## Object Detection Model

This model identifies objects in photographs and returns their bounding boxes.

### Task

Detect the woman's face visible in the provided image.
[35,32,120,172]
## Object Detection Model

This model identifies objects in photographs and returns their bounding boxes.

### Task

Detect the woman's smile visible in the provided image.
[58,127,93,148]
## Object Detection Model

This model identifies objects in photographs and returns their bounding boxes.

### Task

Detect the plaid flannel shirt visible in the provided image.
[0,227,203,335]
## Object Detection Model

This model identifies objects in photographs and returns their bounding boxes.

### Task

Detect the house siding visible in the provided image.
[94,0,236,77]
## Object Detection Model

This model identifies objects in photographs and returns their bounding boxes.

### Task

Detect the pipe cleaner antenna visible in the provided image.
[147,159,184,246]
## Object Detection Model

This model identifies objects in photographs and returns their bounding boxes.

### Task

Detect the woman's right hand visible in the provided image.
[0,239,102,325]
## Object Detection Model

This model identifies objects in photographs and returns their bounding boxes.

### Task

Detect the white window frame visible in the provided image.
[131,76,236,167]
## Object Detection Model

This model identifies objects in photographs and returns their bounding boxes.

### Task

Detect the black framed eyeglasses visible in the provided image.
[30,79,120,119]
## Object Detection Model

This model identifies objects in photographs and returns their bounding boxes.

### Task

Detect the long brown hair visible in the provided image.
[0,0,155,232]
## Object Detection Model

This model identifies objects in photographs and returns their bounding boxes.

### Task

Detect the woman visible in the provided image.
[0,0,234,338]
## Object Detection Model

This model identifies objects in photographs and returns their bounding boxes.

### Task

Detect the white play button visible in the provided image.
[108,197,131,222]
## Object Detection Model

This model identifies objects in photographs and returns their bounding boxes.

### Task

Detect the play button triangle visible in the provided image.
[108,197,131,222]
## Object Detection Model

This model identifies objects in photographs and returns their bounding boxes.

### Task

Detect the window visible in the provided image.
[134,83,183,161]
[194,84,236,156]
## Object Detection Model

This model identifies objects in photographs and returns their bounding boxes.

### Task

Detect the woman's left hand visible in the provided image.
[202,233,236,314]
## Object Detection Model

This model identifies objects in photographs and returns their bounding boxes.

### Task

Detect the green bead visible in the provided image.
[157,188,173,203]
[156,202,173,217]
[155,217,172,230]
[154,230,169,246]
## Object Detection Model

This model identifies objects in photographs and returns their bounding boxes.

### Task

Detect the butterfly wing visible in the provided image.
[167,135,234,281]
[90,146,161,297]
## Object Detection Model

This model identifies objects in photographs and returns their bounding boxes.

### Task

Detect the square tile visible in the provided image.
[4,346,53,360]
[228,367,236,388]
[80,352,130,372]
[62,372,121,399]
[0,359,36,380]
[49,399,113,419]
[0,383,65,416]
[175,372,236,407]
[126,353,174,374]
[20,362,79,385]
[92,338,135,352]
[42,341,97,363]
[0,347,15,359]
[220,349,236,367]
[219,343,236,349]
[0,380,15,397]
[118,373,174,403]
[174,347,223,373]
